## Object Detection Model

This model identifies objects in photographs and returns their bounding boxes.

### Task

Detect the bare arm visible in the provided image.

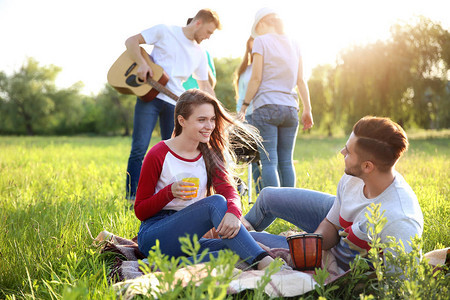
[296,56,313,130]
[125,33,153,81]
[197,80,216,97]
[208,68,216,89]
[239,53,263,117]
[314,218,340,250]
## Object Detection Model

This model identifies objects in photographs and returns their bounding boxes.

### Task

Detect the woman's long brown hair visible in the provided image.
[173,89,261,195]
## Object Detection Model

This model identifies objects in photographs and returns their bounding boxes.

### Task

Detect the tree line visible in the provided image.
[1,16,449,136]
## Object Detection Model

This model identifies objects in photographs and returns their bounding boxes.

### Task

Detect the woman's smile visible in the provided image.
[200,130,212,138]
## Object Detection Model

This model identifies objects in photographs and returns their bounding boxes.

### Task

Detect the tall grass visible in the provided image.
[0,133,448,298]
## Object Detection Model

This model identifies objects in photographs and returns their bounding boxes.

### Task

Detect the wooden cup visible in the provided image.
[286,233,323,271]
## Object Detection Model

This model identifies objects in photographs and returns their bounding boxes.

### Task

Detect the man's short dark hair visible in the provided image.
[353,116,408,171]
[193,9,221,30]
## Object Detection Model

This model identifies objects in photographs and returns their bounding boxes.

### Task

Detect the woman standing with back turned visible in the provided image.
[239,8,313,188]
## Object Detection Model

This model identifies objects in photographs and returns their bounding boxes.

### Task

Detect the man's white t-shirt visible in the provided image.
[141,24,208,105]
[326,172,424,270]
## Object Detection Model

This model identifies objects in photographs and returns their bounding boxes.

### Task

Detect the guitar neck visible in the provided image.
[147,77,179,101]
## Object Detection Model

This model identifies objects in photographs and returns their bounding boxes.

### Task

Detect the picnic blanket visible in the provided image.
[94,230,347,299]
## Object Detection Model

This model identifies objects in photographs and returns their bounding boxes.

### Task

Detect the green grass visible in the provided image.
[0,133,448,298]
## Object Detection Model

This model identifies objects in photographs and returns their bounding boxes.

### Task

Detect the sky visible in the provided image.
[0,0,449,95]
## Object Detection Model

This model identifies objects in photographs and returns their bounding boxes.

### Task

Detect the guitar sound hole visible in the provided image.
[125,63,137,77]
[126,75,142,87]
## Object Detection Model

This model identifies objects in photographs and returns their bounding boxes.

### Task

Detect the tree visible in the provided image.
[331,16,450,132]
[51,82,89,135]
[95,85,135,136]
[0,58,86,135]
[214,57,240,111]
[390,16,450,129]
[308,64,336,136]
[0,58,61,135]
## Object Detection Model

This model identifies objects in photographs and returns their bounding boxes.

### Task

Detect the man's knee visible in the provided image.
[258,187,277,206]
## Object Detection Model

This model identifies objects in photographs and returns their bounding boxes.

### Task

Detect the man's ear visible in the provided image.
[361,160,375,174]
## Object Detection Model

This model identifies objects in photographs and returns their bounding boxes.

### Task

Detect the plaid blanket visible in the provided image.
[95,230,349,298]
[95,230,450,298]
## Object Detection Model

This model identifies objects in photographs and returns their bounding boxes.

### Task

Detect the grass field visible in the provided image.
[0,132,448,298]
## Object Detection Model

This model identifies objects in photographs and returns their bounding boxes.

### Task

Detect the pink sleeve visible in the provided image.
[212,168,242,219]
[134,142,175,221]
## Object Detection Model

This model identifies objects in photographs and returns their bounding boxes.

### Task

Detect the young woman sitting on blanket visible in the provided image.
[134,89,277,270]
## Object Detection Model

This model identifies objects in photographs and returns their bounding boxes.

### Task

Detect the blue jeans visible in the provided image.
[126,97,175,198]
[246,114,262,194]
[137,195,267,265]
[250,231,290,249]
[244,187,335,233]
[252,105,299,188]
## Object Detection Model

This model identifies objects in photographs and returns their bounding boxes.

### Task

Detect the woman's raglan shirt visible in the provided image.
[134,141,241,221]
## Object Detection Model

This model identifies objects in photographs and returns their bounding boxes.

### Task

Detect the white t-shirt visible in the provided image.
[252,33,301,110]
[326,172,424,270]
[141,24,208,105]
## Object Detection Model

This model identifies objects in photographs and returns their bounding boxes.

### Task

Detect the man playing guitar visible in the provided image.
[125,9,220,202]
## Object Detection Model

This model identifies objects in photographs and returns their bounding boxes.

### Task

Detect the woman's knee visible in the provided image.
[204,194,227,211]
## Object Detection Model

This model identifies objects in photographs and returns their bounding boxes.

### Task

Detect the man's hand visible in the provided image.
[124,33,153,82]
[217,213,241,239]
[240,216,255,231]
[137,64,153,82]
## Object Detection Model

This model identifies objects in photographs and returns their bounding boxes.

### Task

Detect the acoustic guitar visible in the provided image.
[107,47,179,102]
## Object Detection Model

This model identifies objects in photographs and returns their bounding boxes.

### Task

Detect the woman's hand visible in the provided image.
[238,109,246,121]
[301,110,314,131]
[216,213,241,239]
[171,181,197,201]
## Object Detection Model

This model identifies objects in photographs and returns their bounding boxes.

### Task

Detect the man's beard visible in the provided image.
[344,165,363,177]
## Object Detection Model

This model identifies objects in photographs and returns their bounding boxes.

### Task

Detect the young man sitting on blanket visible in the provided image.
[241,116,424,272]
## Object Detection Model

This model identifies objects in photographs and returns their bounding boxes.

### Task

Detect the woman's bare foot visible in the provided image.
[240,216,255,231]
